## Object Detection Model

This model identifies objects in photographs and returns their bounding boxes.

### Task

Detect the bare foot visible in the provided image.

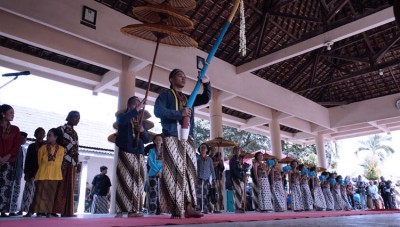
[170,213,181,219]
[184,209,203,218]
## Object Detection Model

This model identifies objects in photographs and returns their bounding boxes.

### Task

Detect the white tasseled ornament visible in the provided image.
[239,0,247,56]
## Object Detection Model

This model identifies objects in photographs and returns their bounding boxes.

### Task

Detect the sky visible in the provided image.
[1,67,399,182]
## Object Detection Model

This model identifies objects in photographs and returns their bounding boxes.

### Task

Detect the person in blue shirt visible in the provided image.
[115,96,152,218]
[154,69,211,219]
[147,134,163,215]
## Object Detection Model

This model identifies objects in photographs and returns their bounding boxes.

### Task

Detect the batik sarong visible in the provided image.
[115,152,146,214]
[159,137,197,216]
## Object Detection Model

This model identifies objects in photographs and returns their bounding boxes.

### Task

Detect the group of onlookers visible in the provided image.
[0,104,86,218]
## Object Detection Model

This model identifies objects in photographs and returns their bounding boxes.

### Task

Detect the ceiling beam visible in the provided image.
[297,57,400,92]
[0,46,100,84]
[217,91,236,103]
[240,117,269,130]
[93,71,119,95]
[330,93,400,128]
[269,20,297,40]
[327,0,350,22]
[368,121,391,134]
[253,2,271,59]
[236,7,394,74]
[270,11,322,23]
[0,10,123,73]
[373,34,400,61]
[320,53,370,63]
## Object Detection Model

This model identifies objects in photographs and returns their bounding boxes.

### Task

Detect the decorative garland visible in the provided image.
[47,144,59,162]
[239,0,247,56]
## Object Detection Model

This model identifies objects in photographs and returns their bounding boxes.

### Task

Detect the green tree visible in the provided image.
[281,142,317,165]
[355,134,395,162]
[192,118,271,158]
[281,140,338,169]
[362,156,381,180]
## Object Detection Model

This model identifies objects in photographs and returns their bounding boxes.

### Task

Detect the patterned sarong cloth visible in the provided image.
[322,187,335,210]
[252,183,259,211]
[313,186,327,210]
[195,179,210,212]
[0,163,14,212]
[215,179,224,211]
[31,180,58,213]
[91,195,109,214]
[271,180,287,212]
[9,180,21,213]
[20,179,35,212]
[232,178,244,211]
[115,152,146,213]
[291,181,305,211]
[258,177,273,211]
[52,163,75,216]
[159,137,197,216]
[301,183,314,211]
[148,176,160,214]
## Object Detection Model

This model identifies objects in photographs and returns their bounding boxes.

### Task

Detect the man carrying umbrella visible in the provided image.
[154,69,211,219]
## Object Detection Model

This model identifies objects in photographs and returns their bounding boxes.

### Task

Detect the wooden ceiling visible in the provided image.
[96,0,399,107]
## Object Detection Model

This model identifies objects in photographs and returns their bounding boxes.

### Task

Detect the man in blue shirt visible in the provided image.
[196,143,215,214]
[115,96,152,217]
[154,69,211,219]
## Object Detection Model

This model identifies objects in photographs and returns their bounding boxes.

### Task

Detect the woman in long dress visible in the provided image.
[270,159,287,212]
[253,152,273,212]
[298,164,313,211]
[29,128,65,218]
[289,160,304,211]
[310,167,326,211]
[340,177,351,211]
[321,172,335,211]
[332,175,345,210]
[0,104,21,217]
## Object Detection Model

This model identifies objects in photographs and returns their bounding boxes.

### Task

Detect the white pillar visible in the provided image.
[269,110,282,160]
[315,133,327,169]
[77,158,89,214]
[110,56,136,214]
[209,89,223,140]
[209,89,225,211]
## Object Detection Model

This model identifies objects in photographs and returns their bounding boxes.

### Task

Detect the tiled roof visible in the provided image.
[11,104,116,150]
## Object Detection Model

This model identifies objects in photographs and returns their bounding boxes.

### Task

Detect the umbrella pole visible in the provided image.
[135,36,161,145]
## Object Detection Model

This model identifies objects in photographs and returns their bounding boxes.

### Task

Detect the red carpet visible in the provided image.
[2,210,400,227]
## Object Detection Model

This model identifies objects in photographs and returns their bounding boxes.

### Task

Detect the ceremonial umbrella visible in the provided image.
[263,153,276,160]
[133,5,194,30]
[121,2,197,144]
[145,0,196,10]
[278,156,296,164]
[204,137,236,148]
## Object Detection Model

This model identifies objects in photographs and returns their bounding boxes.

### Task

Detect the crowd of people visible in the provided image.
[1,68,399,220]
[0,104,83,218]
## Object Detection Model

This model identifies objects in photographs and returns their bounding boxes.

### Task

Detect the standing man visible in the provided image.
[154,69,211,219]
[53,111,81,217]
[90,166,112,214]
[212,149,225,213]
[115,96,152,217]
[356,175,367,210]
[196,143,215,214]
[229,146,245,213]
